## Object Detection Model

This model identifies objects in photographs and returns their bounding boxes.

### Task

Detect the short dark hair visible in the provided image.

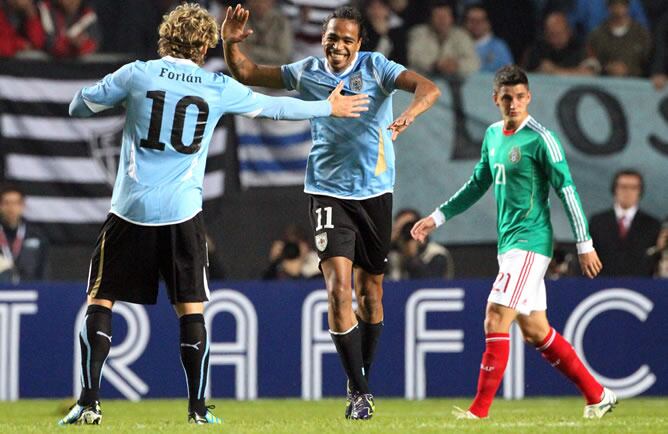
[322,6,367,42]
[611,169,644,196]
[0,184,25,201]
[493,65,529,92]
[463,3,487,18]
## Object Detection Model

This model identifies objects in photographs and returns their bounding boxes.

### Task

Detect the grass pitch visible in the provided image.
[1,397,666,433]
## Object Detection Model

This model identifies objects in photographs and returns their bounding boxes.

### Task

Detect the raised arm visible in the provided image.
[221,4,285,88]
[387,70,441,140]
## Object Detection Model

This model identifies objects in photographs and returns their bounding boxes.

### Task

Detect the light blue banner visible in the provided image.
[393,73,668,244]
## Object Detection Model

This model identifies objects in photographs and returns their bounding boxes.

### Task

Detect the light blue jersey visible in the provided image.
[71,56,331,225]
[281,51,406,199]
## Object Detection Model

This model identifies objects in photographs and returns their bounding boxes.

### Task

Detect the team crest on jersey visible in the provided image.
[315,232,328,252]
[508,146,521,164]
[88,121,125,187]
[350,72,363,92]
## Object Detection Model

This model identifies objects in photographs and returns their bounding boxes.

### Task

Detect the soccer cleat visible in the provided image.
[57,401,102,425]
[344,380,353,419]
[583,387,618,419]
[346,392,375,420]
[188,405,223,424]
[452,406,482,420]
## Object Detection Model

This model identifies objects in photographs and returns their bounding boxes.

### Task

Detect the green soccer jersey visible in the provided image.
[438,116,590,257]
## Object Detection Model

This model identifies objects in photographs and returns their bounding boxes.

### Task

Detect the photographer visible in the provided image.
[262,224,320,280]
[387,218,453,280]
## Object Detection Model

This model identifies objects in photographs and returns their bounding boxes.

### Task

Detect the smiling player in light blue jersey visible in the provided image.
[59,3,368,427]
[223,4,441,419]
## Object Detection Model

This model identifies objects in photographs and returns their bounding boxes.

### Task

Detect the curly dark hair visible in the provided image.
[321,6,367,42]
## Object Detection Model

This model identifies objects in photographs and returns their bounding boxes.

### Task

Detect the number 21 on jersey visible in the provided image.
[494,163,506,185]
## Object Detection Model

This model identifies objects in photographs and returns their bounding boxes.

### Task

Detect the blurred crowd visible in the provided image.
[1,0,666,282]
[2,0,668,88]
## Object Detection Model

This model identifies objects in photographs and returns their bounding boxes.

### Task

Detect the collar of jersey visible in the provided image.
[323,52,359,78]
[162,55,198,68]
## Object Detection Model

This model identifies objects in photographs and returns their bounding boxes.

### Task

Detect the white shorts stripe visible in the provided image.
[488,249,550,315]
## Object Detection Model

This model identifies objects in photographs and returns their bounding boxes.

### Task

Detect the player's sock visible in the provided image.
[469,333,510,418]
[356,314,383,380]
[536,328,604,404]
[77,305,112,406]
[179,313,209,415]
[331,324,370,394]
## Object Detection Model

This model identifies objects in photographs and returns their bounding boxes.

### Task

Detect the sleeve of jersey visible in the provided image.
[223,77,331,119]
[72,62,133,116]
[280,57,312,91]
[536,131,591,244]
[437,141,493,221]
[371,53,407,94]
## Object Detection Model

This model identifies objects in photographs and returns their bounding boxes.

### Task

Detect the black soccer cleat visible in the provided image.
[346,392,375,420]
[188,405,223,424]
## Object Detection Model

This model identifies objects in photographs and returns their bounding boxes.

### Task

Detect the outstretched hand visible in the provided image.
[328,81,369,118]
[578,250,603,279]
[388,112,416,140]
[410,216,437,244]
[222,4,253,44]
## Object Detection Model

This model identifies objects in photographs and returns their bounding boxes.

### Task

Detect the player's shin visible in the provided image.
[179,313,209,415]
[330,325,370,394]
[469,333,510,418]
[356,314,383,380]
[78,305,112,406]
[536,328,603,404]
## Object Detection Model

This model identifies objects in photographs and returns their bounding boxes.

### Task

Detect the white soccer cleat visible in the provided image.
[583,387,618,419]
[452,406,482,420]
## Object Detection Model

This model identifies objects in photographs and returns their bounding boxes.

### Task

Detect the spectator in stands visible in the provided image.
[480,0,537,68]
[391,208,420,246]
[546,244,575,280]
[407,0,479,77]
[387,217,453,280]
[654,218,668,277]
[586,0,651,77]
[569,0,648,36]
[589,169,661,277]
[650,10,668,89]
[39,0,100,58]
[262,224,320,280]
[0,185,48,283]
[361,0,407,65]
[92,0,175,60]
[0,0,46,57]
[524,12,594,75]
[463,3,513,73]
[241,0,293,65]
[386,0,429,29]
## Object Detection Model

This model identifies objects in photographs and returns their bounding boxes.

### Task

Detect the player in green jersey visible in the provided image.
[411,65,616,420]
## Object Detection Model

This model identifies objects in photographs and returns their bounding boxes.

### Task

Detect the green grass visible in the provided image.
[1,397,666,433]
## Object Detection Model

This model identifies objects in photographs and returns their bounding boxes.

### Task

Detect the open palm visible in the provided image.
[222,4,253,44]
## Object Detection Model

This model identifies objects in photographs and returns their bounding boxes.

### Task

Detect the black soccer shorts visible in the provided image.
[308,193,392,275]
[86,212,210,304]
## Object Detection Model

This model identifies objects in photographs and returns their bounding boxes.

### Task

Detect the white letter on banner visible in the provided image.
[405,288,464,399]
[0,291,38,401]
[204,289,257,400]
[301,289,357,400]
[563,288,655,399]
[73,302,149,401]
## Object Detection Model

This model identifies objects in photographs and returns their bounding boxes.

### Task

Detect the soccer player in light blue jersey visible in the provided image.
[223,4,441,419]
[58,3,368,427]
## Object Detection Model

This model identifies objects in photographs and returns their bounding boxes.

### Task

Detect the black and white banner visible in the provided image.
[0,60,226,243]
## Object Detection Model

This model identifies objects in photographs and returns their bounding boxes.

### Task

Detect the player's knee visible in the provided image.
[327,280,352,310]
[520,324,550,345]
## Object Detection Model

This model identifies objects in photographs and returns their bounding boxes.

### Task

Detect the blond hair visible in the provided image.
[157,3,219,65]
